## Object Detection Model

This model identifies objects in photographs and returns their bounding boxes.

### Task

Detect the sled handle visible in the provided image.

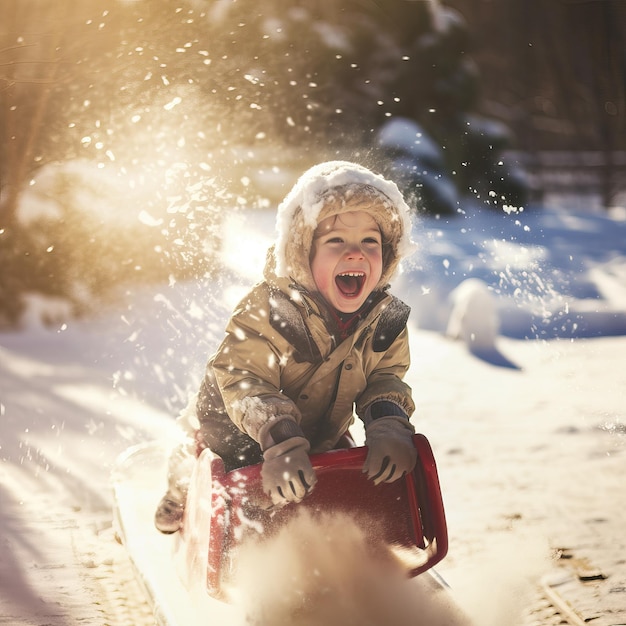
[405,434,448,576]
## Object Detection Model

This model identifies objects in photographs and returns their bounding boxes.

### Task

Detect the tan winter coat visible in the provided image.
[209,269,414,453]
[202,161,417,457]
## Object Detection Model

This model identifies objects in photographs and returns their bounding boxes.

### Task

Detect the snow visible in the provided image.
[1,196,625,624]
[445,278,500,351]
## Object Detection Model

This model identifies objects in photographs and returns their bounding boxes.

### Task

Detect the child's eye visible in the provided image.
[327,237,344,244]
[363,237,381,245]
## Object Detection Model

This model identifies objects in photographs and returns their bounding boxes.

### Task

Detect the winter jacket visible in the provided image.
[201,269,414,454]
[198,161,417,459]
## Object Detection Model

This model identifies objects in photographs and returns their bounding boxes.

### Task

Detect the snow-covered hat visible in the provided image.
[274,161,416,293]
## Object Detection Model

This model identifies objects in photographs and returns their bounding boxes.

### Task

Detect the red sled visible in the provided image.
[174,433,448,601]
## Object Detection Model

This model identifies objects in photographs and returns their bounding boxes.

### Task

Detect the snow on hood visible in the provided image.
[273,161,416,292]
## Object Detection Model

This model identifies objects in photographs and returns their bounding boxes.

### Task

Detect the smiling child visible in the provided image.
[155,160,418,533]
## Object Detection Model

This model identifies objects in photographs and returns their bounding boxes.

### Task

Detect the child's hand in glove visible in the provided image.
[363,415,416,485]
[260,419,317,506]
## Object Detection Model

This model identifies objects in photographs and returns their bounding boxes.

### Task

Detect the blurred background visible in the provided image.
[1,0,624,327]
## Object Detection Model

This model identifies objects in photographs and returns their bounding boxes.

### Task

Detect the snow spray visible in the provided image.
[232,508,473,626]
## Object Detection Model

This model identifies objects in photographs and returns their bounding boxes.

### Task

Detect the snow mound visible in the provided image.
[446,278,500,350]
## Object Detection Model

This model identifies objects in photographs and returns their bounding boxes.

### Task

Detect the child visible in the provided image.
[155,160,418,533]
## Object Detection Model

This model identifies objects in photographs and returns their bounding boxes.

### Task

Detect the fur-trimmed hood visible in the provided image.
[272,161,416,293]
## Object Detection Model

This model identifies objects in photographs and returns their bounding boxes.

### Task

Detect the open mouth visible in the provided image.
[335,271,366,297]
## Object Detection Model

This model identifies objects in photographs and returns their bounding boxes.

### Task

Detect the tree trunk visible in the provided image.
[0,1,66,228]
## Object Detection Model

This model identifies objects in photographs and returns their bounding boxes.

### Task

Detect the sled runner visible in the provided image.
[175,433,448,601]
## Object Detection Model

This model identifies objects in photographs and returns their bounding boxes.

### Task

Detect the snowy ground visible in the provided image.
[1,198,625,625]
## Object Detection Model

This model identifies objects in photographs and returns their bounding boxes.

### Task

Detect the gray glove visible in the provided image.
[363,415,417,485]
[260,419,317,506]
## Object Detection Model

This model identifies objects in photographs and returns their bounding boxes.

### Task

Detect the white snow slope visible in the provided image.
[1,199,625,625]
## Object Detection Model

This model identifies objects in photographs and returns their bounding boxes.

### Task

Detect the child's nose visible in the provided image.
[345,244,364,259]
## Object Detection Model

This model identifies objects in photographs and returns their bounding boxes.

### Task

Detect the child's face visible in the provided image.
[310,210,383,313]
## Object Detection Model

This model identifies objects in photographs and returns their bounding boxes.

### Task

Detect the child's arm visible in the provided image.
[357,326,415,418]
[211,313,300,442]
[210,293,317,504]
[357,326,417,484]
